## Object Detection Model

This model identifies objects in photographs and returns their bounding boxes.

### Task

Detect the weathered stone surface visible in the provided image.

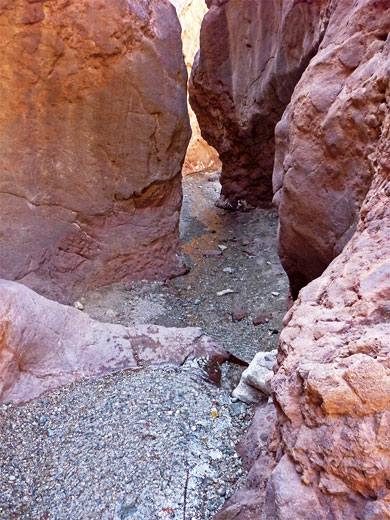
[268,110,390,518]
[0,0,191,304]
[274,0,390,296]
[173,0,221,174]
[0,280,229,405]
[190,0,331,209]
[232,350,276,405]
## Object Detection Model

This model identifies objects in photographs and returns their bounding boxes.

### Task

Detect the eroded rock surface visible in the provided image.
[218,108,390,520]
[269,119,390,518]
[0,0,190,303]
[0,280,228,405]
[189,0,331,209]
[274,0,390,296]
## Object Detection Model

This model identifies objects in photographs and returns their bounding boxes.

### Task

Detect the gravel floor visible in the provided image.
[0,172,288,519]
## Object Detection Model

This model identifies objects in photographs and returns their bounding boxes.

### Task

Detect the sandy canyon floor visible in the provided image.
[0,172,288,520]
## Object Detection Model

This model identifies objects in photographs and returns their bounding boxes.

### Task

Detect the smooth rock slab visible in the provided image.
[0,280,228,405]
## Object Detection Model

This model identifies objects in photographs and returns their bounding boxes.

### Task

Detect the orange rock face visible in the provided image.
[189,0,330,209]
[274,0,390,296]
[0,0,190,303]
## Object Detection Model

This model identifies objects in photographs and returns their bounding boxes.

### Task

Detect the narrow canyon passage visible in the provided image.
[0,173,288,520]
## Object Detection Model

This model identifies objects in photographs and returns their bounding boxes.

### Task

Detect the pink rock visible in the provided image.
[0,0,191,304]
[268,111,390,518]
[0,280,228,405]
[273,0,390,296]
[189,0,330,209]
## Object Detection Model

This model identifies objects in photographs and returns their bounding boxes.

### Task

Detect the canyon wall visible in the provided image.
[0,0,190,304]
[266,111,390,519]
[191,0,390,518]
[274,0,390,296]
[173,0,221,174]
[189,0,331,209]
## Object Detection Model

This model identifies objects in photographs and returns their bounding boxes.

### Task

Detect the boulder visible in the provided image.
[0,0,191,304]
[274,0,390,296]
[0,280,229,405]
[189,0,331,209]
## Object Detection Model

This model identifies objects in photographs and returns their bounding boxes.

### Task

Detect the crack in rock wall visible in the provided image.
[173,0,221,174]
[189,0,332,209]
[0,0,191,304]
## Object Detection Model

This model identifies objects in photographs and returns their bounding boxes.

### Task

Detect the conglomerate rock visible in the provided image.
[0,280,229,405]
[189,0,331,209]
[173,0,221,174]
[0,0,190,304]
[274,0,390,296]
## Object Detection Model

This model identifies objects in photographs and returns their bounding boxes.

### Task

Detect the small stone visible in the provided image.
[73,301,84,311]
[218,245,227,251]
[231,309,248,322]
[253,313,272,326]
[223,267,235,274]
[194,299,201,305]
[217,289,235,296]
[217,485,226,496]
[271,291,280,296]
[203,250,223,257]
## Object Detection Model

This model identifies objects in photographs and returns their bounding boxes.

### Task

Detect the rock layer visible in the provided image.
[0,0,190,303]
[189,0,330,208]
[274,0,390,296]
[0,280,228,405]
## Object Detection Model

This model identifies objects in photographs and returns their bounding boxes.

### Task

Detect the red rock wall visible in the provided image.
[194,1,390,518]
[268,111,390,518]
[189,0,331,209]
[274,0,390,296]
[0,0,191,304]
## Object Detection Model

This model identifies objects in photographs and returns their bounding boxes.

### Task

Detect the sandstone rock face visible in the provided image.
[0,0,190,304]
[174,0,221,174]
[274,0,390,296]
[0,280,228,405]
[189,0,331,209]
[268,110,390,518]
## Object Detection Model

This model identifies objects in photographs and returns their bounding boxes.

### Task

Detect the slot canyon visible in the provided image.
[0,1,389,519]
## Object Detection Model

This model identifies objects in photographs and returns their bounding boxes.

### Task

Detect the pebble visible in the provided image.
[203,250,223,257]
[73,301,84,311]
[216,289,235,296]
[222,267,235,274]
[218,245,227,251]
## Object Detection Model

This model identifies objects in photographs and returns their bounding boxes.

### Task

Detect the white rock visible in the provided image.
[232,350,277,404]
[217,289,235,296]
[73,301,84,311]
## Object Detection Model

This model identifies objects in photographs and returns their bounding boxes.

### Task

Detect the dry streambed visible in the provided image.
[0,173,288,519]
